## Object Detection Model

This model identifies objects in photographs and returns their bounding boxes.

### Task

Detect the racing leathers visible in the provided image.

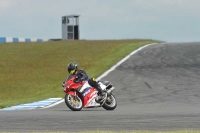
[67,69,104,96]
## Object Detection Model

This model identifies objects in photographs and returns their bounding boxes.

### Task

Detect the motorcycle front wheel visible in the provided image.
[65,94,83,111]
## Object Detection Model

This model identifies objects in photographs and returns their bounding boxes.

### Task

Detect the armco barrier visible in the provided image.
[0,37,51,43]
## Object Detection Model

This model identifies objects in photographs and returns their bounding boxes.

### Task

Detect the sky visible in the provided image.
[1,0,200,42]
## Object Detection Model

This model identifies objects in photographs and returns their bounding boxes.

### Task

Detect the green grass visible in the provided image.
[0,39,160,108]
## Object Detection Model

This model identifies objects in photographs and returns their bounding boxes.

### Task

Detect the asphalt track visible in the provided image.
[1,42,200,132]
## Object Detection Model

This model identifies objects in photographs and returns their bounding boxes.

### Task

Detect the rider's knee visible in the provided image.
[88,78,97,88]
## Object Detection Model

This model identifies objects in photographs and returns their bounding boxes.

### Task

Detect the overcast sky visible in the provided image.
[1,0,200,42]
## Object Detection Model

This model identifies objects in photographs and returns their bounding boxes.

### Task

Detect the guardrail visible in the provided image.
[0,37,51,43]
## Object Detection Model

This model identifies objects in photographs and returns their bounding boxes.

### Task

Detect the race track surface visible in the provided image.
[1,42,200,132]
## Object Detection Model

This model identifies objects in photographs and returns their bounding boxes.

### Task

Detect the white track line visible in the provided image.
[97,43,157,80]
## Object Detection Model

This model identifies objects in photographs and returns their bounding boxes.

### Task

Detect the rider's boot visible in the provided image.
[96,84,106,102]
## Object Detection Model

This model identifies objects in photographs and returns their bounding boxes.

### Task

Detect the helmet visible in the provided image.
[67,62,78,74]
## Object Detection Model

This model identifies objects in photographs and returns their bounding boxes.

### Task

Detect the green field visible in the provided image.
[0,39,159,108]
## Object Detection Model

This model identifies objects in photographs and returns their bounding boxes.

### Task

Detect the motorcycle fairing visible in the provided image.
[67,91,76,96]
[82,87,91,97]
[80,81,100,107]
[84,89,100,107]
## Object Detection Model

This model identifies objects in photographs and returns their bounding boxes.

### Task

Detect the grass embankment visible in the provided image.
[0,39,159,108]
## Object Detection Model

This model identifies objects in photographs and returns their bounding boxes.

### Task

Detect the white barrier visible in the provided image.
[0,37,51,43]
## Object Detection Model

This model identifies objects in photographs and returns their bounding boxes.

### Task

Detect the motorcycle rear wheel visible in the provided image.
[102,94,117,110]
[65,94,83,111]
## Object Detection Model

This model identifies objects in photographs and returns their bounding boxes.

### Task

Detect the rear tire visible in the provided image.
[102,94,117,110]
[65,94,83,111]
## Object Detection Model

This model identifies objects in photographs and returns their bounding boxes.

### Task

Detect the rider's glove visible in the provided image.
[74,78,83,83]
[74,78,80,83]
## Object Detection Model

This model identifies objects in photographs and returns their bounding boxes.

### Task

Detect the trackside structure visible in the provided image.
[62,15,80,40]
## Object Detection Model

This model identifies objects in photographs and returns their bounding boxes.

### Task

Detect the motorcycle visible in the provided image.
[62,75,117,111]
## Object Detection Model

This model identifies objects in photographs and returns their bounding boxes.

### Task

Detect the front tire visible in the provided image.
[102,94,117,110]
[65,94,83,111]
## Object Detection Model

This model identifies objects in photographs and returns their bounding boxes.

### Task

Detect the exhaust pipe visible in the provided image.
[107,87,115,94]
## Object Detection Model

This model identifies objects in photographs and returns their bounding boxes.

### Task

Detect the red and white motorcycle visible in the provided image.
[62,75,117,111]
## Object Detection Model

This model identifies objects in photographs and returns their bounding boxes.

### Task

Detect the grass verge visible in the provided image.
[0,39,160,108]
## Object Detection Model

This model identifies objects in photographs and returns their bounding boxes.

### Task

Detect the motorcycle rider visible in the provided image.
[65,62,105,100]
